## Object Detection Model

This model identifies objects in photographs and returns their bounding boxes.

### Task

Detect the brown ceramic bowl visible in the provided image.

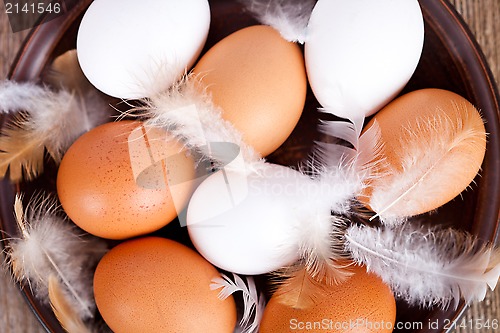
[1,0,499,332]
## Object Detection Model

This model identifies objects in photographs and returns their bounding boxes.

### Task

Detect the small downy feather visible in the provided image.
[5,193,108,319]
[210,273,265,333]
[128,73,265,174]
[367,111,486,222]
[310,118,385,217]
[45,50,112,132]
[0,78,111,181]
[268,120,384,309]
[48,275,94,333]
[345,223,500,309]
[239,0,316,43]
[270,211,352,309]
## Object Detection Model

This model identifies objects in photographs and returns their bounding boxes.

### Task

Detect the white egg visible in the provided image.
[187,164,310,275]
[77,0,210,99]
[305,0,424,120]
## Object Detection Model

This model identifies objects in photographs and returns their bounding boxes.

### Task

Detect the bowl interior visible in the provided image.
[1,0,499,332]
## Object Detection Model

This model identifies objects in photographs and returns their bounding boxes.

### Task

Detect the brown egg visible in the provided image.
[94,237,237,333]
[360,88,486,219]
[260,265,396,333]
[57,121,195,239]
[193,25,307,156]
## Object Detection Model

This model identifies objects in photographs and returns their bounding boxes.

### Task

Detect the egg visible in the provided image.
[260,265,396,333]
[94,237,237,333]
[57,121,195,239]
[187,164,310,275]
[193,25,307,156]
[305,0,424,121]
[360,88,487,219]
[77,0,210,99]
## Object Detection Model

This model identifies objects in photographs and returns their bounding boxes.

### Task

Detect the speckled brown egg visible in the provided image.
[260,265,396,333]
[57,121,195,239]
[193,25,307,156]
[93,237,237,333]
[359,88,486,219]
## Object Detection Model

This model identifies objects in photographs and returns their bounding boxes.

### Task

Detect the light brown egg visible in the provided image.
[193,25,307,156]
[57,121,195,239]
[260,265,396,333]
[94,237,237,333]
[360,88,486,219]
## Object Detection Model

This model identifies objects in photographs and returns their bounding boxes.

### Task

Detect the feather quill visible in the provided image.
[48,275,94,333]
[239,0,316,43]
[0,79,111,181]
[367,111,486,222]
[5,193,108,319]
[210,273,265,333]
[345,223,500,309]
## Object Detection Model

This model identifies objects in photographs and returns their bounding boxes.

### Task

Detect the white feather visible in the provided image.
[345,223,500,309]
[0,79,112,181]
[129,73,266,174]
[367,111,486,222]
[210,273,265,333]
[5,194,108,319]
[239,0,316,43]
[48,275,94,333]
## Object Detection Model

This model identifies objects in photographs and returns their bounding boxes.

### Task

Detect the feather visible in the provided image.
[271,262,352,309]
[307,119,385,217]
[366,110,486,222]
[48,275,94,333]
[128,73,266,174]
[345,223,500,309]
[239,0,316,43]
[0,79,111,181]
[45,50,113,131]
[314,115,383,172]
[210,273,265,333]
[269,209,352,309]
[5,193,108,319]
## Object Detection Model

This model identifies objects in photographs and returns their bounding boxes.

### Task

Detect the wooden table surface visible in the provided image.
[0,1,499,332]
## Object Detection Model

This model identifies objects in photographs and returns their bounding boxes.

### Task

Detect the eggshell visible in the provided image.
[305,0,424,120]
[77,0,210,99]
[57,121,195,239]
[94,237,236,333]
[361,88,487,218]
[193,25,307,156]
[260,265,396,333]
[187,164,310,275]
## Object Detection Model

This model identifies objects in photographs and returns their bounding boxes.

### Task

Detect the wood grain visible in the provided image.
[0,0,499,332]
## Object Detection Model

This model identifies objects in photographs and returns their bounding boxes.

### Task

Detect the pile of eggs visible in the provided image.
[53,0,486,332]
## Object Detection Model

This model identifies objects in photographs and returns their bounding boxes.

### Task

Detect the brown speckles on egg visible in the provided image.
[57,121,196,239]
[259,265,396,333]
[93,237,237,333]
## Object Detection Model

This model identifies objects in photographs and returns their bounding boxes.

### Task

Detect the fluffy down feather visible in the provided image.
[5,194,108,319]
[0,78,111,181]
[128,73,266,174]
[345,223,500,309]
[367,111,486,222]
[239,0,316,43]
